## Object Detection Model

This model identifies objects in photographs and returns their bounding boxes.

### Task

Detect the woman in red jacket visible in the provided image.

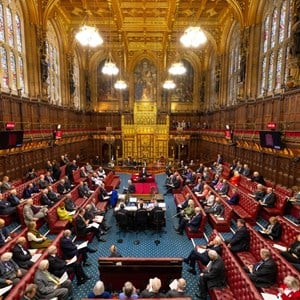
[278,275,300,300]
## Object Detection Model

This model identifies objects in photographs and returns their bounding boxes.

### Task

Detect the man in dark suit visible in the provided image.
[259,216,282,241]
[166,278,187,298]
[78,181,90,198]
[75,208,105,242]
[47,245,90,286]
[57,179,69,195]
[226,188,240,205]
[259,187,276,208]
[12,237,34,269]
[245,248,277,288]
[0,193,16,216]
[196,250,226,299]
[139,167,148,182]
[40,189,55,208]
[251,171,266,185]
[226,218,250,252]
[64,193,77,212]
[123,179,136,194]
[177,207,202,235]
[204,197,224,217]
[60,229,96,267]
[47,186,60,202]
[0,218,12,246]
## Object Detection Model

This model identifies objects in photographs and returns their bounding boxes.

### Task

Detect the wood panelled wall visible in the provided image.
[0,90,299,187]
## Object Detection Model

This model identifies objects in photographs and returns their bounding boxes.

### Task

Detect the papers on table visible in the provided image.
[94,215,104,223]
[68,210,76,216]
[118,194,126,200]
[197,247,207,254]
[0,284,12,296]
[66,255,77,265]
[30,253,42,262]
[59,272,69,284]
[169,279,178,290]
[273,243,287,251]
[261,292,279,300]
[76,241,88,250]
[129,197,137,203]
[158,203,166,209]
[87,222,100,229]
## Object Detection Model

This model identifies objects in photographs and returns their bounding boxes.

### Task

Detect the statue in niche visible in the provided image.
[239,51,246,82]
[69,66,75,96]
[134,59,157,101]
[40,54,48,82]
[200,75,205,102]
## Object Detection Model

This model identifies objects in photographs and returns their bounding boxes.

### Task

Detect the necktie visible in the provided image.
[255,261,264,271]
[0,229,5,241]
[45,271,60,284]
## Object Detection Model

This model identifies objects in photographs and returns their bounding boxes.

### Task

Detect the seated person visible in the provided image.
[195,184,210,201]
[23,198,48,226]
[47,185,61,202]
[258,216,282,241]
[251,184,266,201]
[165,175,181,194]
[34,259,72,300]
[57,201,74,222]
[57,179,69,195]
[91,172,103,186]
[192,178,204,193]
[0,218,12,246]
[226,218,250,252]
[201,167,210,181]
[166,277,187,298]
[277,275,300,300]
[97,167,106,179]
[184,236,222,275]
[64,193,77,212]
[98,183,111,202]
[245,248,277,288]
[87,280,111,298]
[40,188,55,208]
[21,283,38,300]
[0,176,12,193]
[60,229,95,267]
[140,277,165,298]
[84,204,109,232]
[139,167,148,182]
[7,189,26,207]
[25,168,37,180]
[259,187,276,207]
[242,164,251,177]
[44,171,54,185]
[123,179,136,194]
[176,206,202,235]
[119,281,138,299]
[250,171,266,185]
[47,245,90,286]
[0,252,26,286]
[215,179,229,195]
[38,174,49,190]
[197,250,226,300]
[202,190,215,209]
[27,221,52,249]
[63,175,73,190]
[78,181,91,198]
[226,188,240,205]
[280,233,300,267]
[0,192,16,216]
[12,237,34,269]
[109,244,122,257]
[80,166,89,178]
[85,162,94,174]
[210,174,220,189]
[22,183,39,199]
[176,192,193,214]
[204,197,224,217]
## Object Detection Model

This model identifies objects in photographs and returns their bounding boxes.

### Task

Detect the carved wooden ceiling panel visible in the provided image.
[55,0,247,54]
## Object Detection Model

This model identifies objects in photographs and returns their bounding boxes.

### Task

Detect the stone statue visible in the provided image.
[239,52,246,82]
[40,54,48,82]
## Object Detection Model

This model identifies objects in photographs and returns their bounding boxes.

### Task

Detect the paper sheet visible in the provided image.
[76,241,88,250]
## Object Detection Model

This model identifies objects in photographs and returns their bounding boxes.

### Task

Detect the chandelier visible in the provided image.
[114,79,127,90]
[180,26,207,48]
[168,61,186,75]
[75,25,103,48]
[163,79,176,89]
[102,53,119,76]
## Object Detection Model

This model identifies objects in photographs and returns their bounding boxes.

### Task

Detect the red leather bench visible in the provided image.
[274,185,293,197]
[260,192,289,220]
[72,168,87,184]
[235,224,300,294]
[238,175,258,194]
[227,183,259,225]
[208,199,233,232]
[104,171,120,192]
[47,199,70,234]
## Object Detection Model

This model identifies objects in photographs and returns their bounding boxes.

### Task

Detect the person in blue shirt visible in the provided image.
[119,281,139,299]
[88,280,111,298]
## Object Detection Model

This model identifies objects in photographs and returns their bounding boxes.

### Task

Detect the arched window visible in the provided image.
[73,53,80,109]
[0,0,26,94]
[227,23,240,105]
[260,0,291,95]
[47,21,61,105]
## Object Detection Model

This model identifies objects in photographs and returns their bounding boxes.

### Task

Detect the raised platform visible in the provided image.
[134,182,158,194]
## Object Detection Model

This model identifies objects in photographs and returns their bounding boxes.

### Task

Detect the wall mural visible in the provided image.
[134,58,157,101]
[97,59,117,102]
[171,59,194,102]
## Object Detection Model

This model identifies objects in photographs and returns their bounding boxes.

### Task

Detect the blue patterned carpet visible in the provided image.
[72,173,207,300]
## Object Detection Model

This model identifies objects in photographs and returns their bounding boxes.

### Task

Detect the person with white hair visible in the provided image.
[87,280,111,298]
[166,277,187,297]
[23,198,48,226]
[196,250,226,299]
[0,252,25,286]
[184,236,223,275]
[119,281,138,299]
[277,275,300,299]
[140,277,165,298]
[34,259,72,300]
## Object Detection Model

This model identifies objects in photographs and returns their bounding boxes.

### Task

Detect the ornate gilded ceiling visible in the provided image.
[53,0,252,56]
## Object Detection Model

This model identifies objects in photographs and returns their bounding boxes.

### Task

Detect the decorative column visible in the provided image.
[287,0,300,87]
[40,33,49,100]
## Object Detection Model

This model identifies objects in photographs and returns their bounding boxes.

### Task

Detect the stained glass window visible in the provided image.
[227,23,240,105]
[47,21,61,105]
[260,0,291,95]
[0,0,26,94]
